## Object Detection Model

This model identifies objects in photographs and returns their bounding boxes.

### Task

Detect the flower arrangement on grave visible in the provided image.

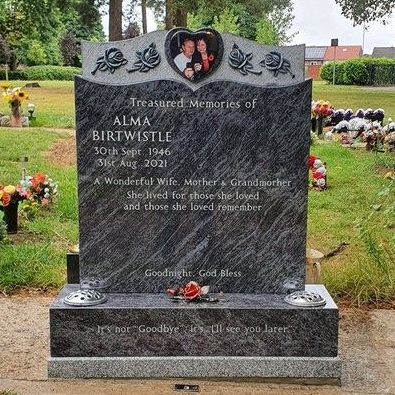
[0,173,58,231]
[0,183,27,233]
[308,155,327,191]
[1,81,12,91]
[2,86,29,127]
[166,281,218,303]
[21,172,58,206]
[312,100,333,136]
[312,100,333,118]
[0,184,26,207]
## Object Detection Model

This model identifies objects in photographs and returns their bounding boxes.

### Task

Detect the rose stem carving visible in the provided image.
[260,51,295,78]
[127,42,161,73]
[228,43,262,76]
[91,47,128,75]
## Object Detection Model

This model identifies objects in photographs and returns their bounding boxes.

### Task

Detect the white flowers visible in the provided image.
[313,159,323,169]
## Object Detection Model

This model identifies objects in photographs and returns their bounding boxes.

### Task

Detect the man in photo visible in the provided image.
[174,38,195,79]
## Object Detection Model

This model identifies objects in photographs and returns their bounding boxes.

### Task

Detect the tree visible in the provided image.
[186,0,295,42]
[141,0,148,33]
[0,0,63,67]
[0,0,104,67]
[109,0,123,40]
[255,17,278,45]
[335,0,395,25]
[59,0,105,41]
[212,8,239,34]
[124,21,141,38]
[266,5,297,44]
[60,32,80,66]
[0,35,11,65]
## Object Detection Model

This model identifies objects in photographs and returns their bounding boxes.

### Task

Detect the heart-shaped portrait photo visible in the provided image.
[165,28,224,82]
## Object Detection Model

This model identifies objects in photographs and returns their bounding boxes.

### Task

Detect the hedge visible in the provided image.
[320,61,346,85]
[320,58,395,86]
[0,65,81,80]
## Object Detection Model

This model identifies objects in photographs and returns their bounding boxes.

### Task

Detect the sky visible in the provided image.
[290,0,395,54]
[102,0,395,54]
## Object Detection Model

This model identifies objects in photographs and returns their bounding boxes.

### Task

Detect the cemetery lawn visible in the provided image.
[0,128,393,306]
[0,81,74,129]
[313,81,395,120]
[0,129,78,292]
[0,80,394,129]
[308,143,395,306]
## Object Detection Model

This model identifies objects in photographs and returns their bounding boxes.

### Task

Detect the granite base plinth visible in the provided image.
[50,285,338,358]
[49,284,339,378]
[48,356,341,380]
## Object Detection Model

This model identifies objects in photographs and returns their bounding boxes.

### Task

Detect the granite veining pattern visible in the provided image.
[50,285,338,358]
[76,78,312,293]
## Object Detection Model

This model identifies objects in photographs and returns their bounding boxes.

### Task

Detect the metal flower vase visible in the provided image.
[317,116,324,136]
[10,101,22,128]
[1,202,19,233]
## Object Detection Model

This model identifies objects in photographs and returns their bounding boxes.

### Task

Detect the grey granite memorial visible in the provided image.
[48,28,340,381]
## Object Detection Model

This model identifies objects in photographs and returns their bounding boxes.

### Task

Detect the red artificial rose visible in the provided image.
[308,155,317,168]
[183,281,201,300]
[2,191,11,207]
[35,172,46,184]
[208,54,215,62]
[312,171,324,179]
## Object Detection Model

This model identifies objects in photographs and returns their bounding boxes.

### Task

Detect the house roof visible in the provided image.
[324,46,363,61]
[305,46,327,60]
[372,47,395,58]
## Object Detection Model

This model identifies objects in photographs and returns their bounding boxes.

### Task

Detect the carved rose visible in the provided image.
[228,43,261,75]
[260,51,295,78]
[91,47,128,75]
[128,43,161,73]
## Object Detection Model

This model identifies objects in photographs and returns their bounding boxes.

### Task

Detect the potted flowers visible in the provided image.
[312,100,333,137]
[0,173,58,233]
[2,86,29,127]
[0,184,26,233]
[20,173,58,219]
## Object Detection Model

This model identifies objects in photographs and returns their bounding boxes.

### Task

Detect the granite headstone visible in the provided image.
[49,29,340,380]
[76,30,310,294]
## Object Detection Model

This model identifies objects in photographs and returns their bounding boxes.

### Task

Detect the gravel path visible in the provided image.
[0,295,394,395]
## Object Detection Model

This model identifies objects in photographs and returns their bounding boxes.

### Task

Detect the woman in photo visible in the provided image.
[192,37,215,79]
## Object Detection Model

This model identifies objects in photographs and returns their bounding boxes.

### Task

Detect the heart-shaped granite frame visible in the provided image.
[165,28,224,82]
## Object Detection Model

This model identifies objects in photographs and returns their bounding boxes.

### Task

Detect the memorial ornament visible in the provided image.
[228,43,262,75]
[127,43,161,73]
[91,47,128,75]
[260,51,295,78]
[166,282,218,303]
[165,28,224,82]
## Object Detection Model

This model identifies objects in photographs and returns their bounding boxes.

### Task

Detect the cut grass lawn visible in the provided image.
[1,80,394,129]
[0,81,74,129]
[0,129,78,291]
[313,81,395,121]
